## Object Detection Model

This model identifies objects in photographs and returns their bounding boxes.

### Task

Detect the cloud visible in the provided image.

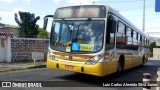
[145,20,160,32]
[0,8,24,26]
[119,11,130,17]
[22,0,31,3]
[0,8,24,19]
[12,8,25,13]
[53,0,61,3]
[0,0,13,3]
[67,0,100,5]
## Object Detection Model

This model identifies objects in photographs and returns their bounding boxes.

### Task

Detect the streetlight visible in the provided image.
[142,0,145,32]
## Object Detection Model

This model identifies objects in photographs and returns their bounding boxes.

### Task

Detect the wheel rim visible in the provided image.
[117,62,122,72]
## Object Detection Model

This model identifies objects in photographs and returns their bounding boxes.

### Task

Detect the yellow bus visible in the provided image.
[43,5,150,77]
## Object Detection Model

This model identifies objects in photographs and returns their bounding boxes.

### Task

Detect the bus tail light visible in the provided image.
[85,54,103,65]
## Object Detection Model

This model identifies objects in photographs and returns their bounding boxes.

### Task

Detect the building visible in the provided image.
[0,23,5,28]
[153,48,160,60]
[153,40,160,60]
[7,25,19,38]
[0,27,14,62]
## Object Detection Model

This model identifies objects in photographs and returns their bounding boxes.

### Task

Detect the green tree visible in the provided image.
[15,11,40,38]
[37,28,48,39]
[149,41,156,57]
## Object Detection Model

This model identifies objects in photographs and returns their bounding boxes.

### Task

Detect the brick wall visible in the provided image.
[11,38,49,62]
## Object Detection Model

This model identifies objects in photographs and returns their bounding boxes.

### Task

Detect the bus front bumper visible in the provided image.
[47,56,105,76]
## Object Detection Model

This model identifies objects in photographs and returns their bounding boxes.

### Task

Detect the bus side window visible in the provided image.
[132,30,138,50]
[116,21,125,49]
[126,27,132,46]
[142,36,145,47]
[137,33,140,46]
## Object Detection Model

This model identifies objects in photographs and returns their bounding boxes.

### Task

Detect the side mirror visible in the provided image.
[43,15,54,30]
[43,18,48,30]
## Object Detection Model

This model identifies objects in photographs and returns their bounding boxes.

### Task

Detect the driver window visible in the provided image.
[105,15,116,51]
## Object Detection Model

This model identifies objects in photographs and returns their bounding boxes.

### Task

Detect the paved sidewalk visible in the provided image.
[0,61,46,73]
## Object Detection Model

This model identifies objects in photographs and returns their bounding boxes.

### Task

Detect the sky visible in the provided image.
[0,0,160,37]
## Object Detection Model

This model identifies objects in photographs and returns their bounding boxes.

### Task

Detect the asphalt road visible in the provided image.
[0,60,160,90]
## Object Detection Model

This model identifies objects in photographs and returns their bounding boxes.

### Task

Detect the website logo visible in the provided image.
[2,82,11,87]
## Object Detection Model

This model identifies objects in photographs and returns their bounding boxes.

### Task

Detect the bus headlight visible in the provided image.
[48,51,58,60]
[49,54,58,60]
[85,54,103,65]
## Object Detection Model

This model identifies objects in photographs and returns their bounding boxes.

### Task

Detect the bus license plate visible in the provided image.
[65,65,74,70]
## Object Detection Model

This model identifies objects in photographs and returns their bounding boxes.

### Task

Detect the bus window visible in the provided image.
[116,21,125,49]
[126,27,132,46]
[142,37,145,46]
[132,30,138,50]
[131,29,133,38]
[139,35,142,47]
[50,20,105,53]
[133,31,137,45]
[105,15,116,50]
[146,39,148,47]
[137,33,140,46]
[145,38,147,47]
[106,15,116,43]
[136,32,138,40]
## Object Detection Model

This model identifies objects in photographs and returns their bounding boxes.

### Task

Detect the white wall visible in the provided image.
[0,35,6,62]
[6,35,11,62]
[153,48,160,60]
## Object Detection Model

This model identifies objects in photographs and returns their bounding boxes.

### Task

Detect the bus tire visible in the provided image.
[116,56,124,76]
[141,55,145,66]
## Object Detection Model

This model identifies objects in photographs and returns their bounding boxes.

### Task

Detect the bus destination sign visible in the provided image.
[54,5,106,18]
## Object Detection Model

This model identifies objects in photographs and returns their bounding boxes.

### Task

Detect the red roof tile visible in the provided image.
[0,28,14,35]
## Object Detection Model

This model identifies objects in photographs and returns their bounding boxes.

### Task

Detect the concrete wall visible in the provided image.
[153,48,160,60]
[6,35,11,62]
[11,38,49,62]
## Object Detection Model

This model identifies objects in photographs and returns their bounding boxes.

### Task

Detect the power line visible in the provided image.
[96,0,144,4]
[118,5,153,10]
[145,28,160,30]
[114,4,153,10]
[0,8,159,21]
[0,8,47,16]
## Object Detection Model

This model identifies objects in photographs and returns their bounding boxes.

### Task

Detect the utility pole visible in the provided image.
[142,0,145,32]
[0,17,1,22]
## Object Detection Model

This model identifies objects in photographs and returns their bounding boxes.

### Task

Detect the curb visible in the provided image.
[0,64,46,73]
[27,65,46,69]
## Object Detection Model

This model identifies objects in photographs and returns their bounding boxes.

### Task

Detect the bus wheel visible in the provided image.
[141,56,145,66]
[116,61,124,76]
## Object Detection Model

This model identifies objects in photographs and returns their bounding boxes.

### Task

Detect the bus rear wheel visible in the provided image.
[141,56,145,66]
[116,61,124,76]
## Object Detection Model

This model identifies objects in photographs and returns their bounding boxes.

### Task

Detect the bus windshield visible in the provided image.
[50,20,105,53]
